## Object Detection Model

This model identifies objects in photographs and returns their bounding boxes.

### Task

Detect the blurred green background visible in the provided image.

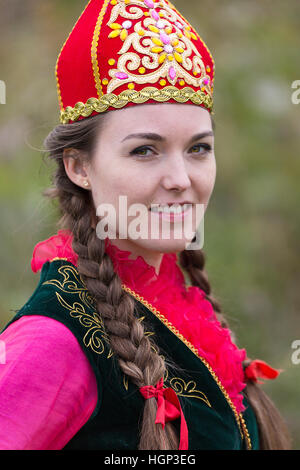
[0,0,299,448]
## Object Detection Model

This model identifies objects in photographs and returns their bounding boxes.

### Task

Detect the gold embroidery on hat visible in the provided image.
[105,0,212,100]
[168,0,215,85]
[59,0,214,123]
[109,0,145,25]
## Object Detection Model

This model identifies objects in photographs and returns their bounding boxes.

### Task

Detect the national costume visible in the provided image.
[2,231,279,449]
[0,0,281,450]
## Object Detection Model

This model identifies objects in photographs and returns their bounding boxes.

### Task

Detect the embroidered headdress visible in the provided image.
[56,0,215,124]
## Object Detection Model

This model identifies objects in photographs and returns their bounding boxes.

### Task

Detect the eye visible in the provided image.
[129,143,212,158]
[129,146,155,158]
[189,143,212,155]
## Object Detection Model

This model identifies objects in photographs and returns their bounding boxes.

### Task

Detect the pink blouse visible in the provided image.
[0,315,97,450]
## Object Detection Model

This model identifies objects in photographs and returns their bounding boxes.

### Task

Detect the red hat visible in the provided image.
[56,0,215,124]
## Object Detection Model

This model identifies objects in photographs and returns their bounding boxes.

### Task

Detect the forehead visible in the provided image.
[102,103,212,139]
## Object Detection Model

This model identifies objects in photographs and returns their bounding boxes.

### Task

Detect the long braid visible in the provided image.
[179,248,291,449]
[72,202,179,449]
[43,122,179,449]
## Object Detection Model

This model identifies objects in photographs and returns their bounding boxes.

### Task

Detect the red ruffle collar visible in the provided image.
[31,229,247,413]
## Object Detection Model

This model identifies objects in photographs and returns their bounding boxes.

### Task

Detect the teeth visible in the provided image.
[150,204,191,214]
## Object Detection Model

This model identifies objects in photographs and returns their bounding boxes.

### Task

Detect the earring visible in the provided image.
[83,180,89,188]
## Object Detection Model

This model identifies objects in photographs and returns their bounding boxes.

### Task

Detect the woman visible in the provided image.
[0,0,291,450]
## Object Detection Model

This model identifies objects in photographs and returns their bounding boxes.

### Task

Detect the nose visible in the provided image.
[161,154,192,191]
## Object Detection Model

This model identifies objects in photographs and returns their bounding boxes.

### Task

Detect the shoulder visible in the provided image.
[1,315,97,393]
[1,314,92,363]
[3,259,96,348]
[31,258,95,307]
[8,259,98,331]
[3,259,109,405]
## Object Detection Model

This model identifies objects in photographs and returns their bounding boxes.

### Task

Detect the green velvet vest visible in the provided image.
[4,259,260,450]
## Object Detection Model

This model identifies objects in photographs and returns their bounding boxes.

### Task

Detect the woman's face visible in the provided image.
[71,103,216,267]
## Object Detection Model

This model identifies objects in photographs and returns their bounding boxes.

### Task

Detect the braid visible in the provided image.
[43,119,179,449]
[71,197,179,449]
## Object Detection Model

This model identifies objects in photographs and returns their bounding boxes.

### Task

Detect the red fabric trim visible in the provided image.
[244,359,282,384]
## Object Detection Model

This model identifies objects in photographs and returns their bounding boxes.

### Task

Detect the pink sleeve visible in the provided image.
[0,315,98,450]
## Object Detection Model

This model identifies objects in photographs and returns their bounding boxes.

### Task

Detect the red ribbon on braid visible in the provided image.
[244,359,282,384]
[139,378,188,450]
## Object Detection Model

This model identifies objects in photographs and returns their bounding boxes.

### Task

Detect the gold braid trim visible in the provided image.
[59,86,213,124]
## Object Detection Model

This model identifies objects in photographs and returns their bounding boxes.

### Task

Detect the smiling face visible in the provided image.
[64,103,216,271]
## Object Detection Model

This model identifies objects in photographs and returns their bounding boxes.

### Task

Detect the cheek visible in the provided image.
[90,168,151,208]
[194,161,216,197]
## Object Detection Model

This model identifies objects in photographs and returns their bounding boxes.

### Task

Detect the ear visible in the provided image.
[63,149,90,189]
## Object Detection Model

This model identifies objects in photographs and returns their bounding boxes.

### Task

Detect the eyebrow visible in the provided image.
[121,131,214,143]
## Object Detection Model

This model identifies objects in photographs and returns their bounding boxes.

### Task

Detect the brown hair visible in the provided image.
[43,112,291,450]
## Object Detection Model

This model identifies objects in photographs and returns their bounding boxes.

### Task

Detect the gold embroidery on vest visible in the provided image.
[43,264,96,311]
[55,291,113,358]
[123,374,129,391]
[168,377,211,407]
[163,368,211,407]
[56,292,112,358]
[43,264,113,358]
